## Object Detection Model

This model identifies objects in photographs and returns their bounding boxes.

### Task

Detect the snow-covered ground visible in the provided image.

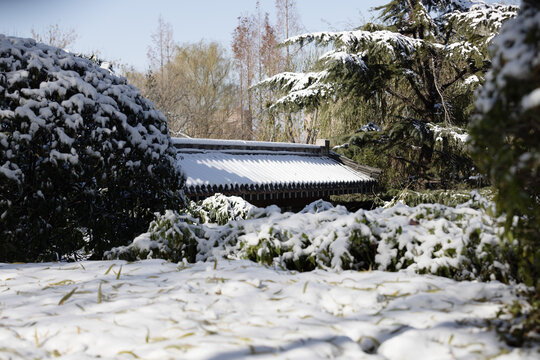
[0,259,536,359]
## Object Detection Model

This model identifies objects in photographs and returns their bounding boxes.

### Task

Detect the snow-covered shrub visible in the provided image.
[470,0,540,280]
[188,193,262,225]
[0,35,184,261]
[105,194,262,262]
[237,207,376,271]
[106,201,375,271]
[373,200,509,281]
[107,194,510,282]
[107,211,201,262]
[470,1,540,343]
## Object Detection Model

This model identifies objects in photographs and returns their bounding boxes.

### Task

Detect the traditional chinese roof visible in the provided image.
[173,138,379,204]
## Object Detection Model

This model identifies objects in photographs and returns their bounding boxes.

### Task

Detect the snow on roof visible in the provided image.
[179,152,372,188]
[173,138,375,196]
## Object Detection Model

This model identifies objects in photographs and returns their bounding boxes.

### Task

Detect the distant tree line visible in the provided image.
[121,0,311,142]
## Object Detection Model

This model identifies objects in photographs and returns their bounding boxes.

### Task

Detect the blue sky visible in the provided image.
[0,0,519,70]
[0,0,387,70]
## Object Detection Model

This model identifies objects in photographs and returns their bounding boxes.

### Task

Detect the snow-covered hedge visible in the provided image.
[106,193,513,282]
[0,35,184,261]
[188,194,270,225]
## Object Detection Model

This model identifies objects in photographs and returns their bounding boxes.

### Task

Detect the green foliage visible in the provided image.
[329,186,492,211]
[347,223,378,270]
[470,1,540,283]
[500,291,540,346]
[382,188,495,207]
[333,121,475,189]
[470,1,540,254]
[0,36,184,261]
[469,1,540,344]
[262,1,517,122]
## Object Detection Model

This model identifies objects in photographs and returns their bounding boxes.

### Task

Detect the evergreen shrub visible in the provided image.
[0,35,184,261]
[469,1,540,343]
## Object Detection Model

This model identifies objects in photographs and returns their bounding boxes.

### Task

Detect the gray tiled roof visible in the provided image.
[173,138,378,200]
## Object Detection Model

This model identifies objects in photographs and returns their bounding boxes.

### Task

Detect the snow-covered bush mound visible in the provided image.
[188,193,271,225]
[107,193,513,282]
[0,35,185,261]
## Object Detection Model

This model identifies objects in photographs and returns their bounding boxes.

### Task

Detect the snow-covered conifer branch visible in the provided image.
[446,3,518,33]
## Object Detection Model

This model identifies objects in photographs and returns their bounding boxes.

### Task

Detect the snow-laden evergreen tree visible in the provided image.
[258,0,517,188]
[470,1,539,342]
[0,35,185,261]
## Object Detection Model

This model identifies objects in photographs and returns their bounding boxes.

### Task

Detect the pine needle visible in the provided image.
[97,282,103,304]
[178,332,195,339]
[165,344,194,351]
[0,347,22,356]
[104,263,115,275]
[58,287,77,305]
[117,350,139,358]
[116,265,122,280]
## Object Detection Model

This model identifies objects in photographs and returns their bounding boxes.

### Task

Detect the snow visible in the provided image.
[173,136,373,191]
[320,50,367,71]
[521,88,540,111]
[445,41,482,58]
[449,0,476,11]
[286,71,329,93]
[463,74,480,86]
[256,71,331,108]
[274,84,331,106]
[332,142,349,150]
[287,30,425,57]
[258,2,517,111]
[177,152,373,188]
[447,2,518,32]
[357,122,382,132]
[427,123,469,143]
[0,259,536,359]
[0,161,22,182]
[100,61,113,74]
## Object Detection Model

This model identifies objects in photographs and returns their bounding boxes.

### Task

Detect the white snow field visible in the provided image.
[0,259,537,359]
